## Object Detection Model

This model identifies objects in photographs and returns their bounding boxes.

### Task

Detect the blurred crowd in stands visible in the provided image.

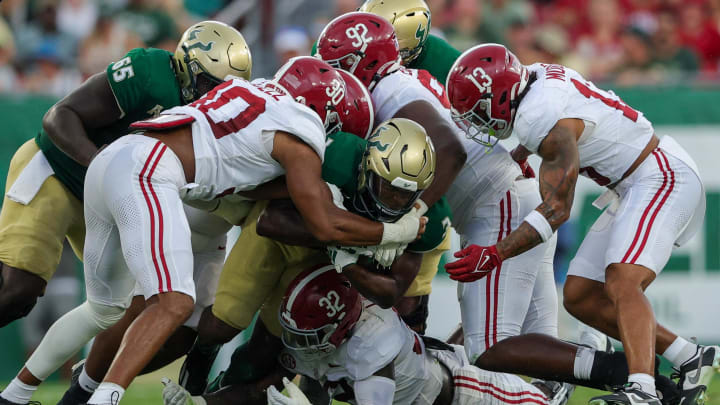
[1,0,720,98]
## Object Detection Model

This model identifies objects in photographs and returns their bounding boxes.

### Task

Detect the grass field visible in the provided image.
[12,359,720,405]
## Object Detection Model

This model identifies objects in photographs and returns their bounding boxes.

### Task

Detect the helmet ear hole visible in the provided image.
[499,91,507,105]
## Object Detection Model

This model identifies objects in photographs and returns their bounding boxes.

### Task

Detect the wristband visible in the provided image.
[523,210,554,242]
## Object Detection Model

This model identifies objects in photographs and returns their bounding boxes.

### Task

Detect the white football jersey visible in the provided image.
[279,301,430,404]
[372,67,521,228]
[161,78,327,201]
[514,63,654,186]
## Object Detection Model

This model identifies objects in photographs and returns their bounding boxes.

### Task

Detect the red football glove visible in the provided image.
[444,244,502,282]
[516,158,535,179]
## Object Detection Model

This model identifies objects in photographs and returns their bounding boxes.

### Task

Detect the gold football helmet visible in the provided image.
[174,20,252,102]
[354,118,436,222]
[358,0,431,64]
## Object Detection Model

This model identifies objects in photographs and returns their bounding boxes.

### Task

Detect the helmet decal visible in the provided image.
[326,78,346,106]
[468,67,492,94]
[318,291,346,318]
[346,23,372,52]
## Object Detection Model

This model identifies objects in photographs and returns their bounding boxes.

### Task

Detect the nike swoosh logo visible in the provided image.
[474,254,490,273]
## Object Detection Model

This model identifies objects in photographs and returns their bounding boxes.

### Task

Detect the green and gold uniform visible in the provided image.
[214,132,452,336]
[0,48,182,280]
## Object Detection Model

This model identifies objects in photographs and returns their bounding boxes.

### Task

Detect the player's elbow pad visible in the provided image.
[354,376,396,405]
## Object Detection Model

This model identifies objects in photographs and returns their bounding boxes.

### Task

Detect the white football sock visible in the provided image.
[662,337,698,368]
[628,373,656,396]
[573,346,596,380]
[88,382,125,404]
[0,377,38,404]
[79,366,101,393]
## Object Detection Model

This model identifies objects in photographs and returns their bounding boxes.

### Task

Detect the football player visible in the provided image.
[161,266,568,405]
[178,116,446,395]
[52,67,376,404]
[177,10,469,391]
[316,10,559,374]
[0,20,251,405]
[5,57,423,405]
[0,20,251,329]
[445,44,716,405]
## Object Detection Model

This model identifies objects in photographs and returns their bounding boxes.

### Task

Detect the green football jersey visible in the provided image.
[407,34,461,85]
[322,132,451,253]
[311,34,460,84]
[35,47,183,200]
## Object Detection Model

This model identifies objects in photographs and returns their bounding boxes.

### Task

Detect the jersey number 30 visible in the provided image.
[111,57,135,82]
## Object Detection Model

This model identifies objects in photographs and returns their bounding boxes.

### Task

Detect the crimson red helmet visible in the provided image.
[279,264,362,361]
[336,70,374,139]
[316,12,401,91]
[273,56,347,135]
[446,44,529,147]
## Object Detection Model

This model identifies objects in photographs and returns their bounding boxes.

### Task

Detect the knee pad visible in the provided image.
[85,301,126,330]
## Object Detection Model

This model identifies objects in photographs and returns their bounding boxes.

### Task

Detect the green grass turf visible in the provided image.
[7,360,720,405]
[11,363,720,405]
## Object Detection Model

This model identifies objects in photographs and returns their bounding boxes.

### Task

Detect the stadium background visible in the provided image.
[0,0,719,403]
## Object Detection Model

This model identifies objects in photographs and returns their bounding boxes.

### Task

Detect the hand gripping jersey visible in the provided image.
[35,48,183,199]
[371,67,521,232]
[157,78,327,201]
[514,63,655,186]
[279,301,430,404]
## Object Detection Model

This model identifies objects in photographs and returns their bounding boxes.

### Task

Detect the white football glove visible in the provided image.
[161,378,206,405]
[267,377,313,405]
[380,202,427,245]
[371,242,407,268]
[327,245,360,273]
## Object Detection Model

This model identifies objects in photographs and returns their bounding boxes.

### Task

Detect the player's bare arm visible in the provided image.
[256,199,325,247]
[343,251,423,309]
[394,101,466,206]
[496,119,582,260]
[42,73,122,167]
[273,131,421,246]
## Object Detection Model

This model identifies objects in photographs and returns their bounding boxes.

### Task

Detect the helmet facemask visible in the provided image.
[452,97,508,148]
[353,170,422,223]
[280,316,339,362]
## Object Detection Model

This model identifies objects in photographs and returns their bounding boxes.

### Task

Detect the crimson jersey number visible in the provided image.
[190,81,267,139]
[406,68,451,108]
[571,79,638,122]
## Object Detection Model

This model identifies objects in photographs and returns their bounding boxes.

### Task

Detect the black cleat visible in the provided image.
[56,360,93,405]
[590,383,662,405]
